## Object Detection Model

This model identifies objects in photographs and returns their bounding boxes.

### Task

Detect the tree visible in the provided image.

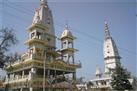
[0,27,18,68]
[52,76,67,84]
[111,65,133,91]
[87,81,93,89]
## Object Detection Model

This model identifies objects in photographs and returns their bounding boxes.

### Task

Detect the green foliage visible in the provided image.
[111,65,133,90]
[52,76,67,84]
[0,27,18,68]
[87,81,93,88]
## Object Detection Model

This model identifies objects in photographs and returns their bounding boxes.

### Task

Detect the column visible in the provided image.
[72,42,74,48]
[63,72,65,78]
[72,72,76,80]
[30,87,33,91]
[61,41,63,48]
[31,68,36,74]
[47,69,50,78]
[54,70,57,78]
[20,88,23,91]
[22,71,24,78]
[66,40,69,48]
[67,54,69,63]
[72,55,74,64]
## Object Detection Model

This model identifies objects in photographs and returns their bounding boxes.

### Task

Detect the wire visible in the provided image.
[2,1,136,56]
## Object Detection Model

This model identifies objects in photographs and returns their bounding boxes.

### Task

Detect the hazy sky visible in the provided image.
[0,0,136,80]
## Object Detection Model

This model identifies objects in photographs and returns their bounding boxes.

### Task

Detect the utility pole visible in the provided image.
[43,50,47,91]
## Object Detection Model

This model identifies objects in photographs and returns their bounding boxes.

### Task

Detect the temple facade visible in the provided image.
[4,0,81,91]
[90,22,121,90]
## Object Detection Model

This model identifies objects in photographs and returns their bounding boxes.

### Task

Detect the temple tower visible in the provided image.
[4,0,81,90]
[30,0,55,49]
[103,22,121,75]
[60,24,77,79]
[25,0,56,62]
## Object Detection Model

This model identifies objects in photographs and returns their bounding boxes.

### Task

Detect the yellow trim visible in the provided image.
[47,51,61,57]
[60,48,78,52]
[28,23,49,31]
[6,60,79,72]
[25,38,48,45]
[60,36,77,40]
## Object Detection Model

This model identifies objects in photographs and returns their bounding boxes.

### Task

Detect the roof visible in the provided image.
[90,77,111,82]
[61,25,73,39]
[95,66,102,75]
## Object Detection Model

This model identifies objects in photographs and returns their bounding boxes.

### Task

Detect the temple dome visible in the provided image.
[95,66,102,76]
[61,25,73,39]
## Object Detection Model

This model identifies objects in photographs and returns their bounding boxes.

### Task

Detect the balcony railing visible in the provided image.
[5,75,29,84]
[31,54,44,60]
[90,85,110,89]
[22,53,44,61]
[5,77,73,89]
[25,37,49,46]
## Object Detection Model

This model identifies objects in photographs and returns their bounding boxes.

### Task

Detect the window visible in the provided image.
[36,32,42,39]
[47,17,50,24]
[31,32,35,39]
[36,48,42,56]
[30,49,33,54]
[47,37,51,42]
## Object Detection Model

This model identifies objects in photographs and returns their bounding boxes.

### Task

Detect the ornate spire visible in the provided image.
[104,21,111,39]
[32,0,49,25]
[64,23,69,30]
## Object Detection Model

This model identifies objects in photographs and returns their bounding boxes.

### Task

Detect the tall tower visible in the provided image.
[29,0,55,48]
[60,24,77,79]
[103,22,121,74]
[25,0,56,61]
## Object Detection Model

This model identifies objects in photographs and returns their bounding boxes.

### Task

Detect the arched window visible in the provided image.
[36,32,42,39]
[31,32,35,39]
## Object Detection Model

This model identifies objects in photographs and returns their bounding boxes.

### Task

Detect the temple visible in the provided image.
[90,22,121,90]
[4,0,81,91]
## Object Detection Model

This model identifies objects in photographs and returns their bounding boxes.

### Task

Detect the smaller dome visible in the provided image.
[61,25,73,39]
[95,66,102,75]
[40,0,47,5]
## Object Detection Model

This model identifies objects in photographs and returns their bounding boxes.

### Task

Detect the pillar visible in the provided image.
[22,71,24,78]
[54,70,56,78]
[72,42,74,48]
[61,41,63,48]
[63,72,65,77]
[73,72,76,80]
[47,69,50,78]
[66,40,69,48]
[72,55,74,64]
[30,87,33,91]
[20,88,23,91]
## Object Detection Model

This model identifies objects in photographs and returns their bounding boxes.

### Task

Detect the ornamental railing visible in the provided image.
[22,53,44,61]
[90,84,110,89]
[5,75,29,84]
[6,60,78,72]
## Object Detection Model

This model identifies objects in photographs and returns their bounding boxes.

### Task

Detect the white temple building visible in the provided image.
[90,22,121,90]
[4,0,81,91]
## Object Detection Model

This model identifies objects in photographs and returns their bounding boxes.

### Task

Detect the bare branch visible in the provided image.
[0,27,18,68]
